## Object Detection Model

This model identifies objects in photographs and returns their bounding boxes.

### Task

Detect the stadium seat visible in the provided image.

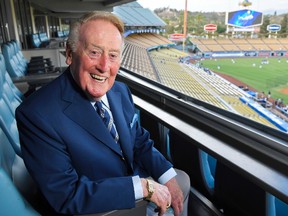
[1,43,25,77]
[38,32,50,47]
[0,68,22,157]
[4,67,24,101]
[0,111,40,215]
[27,33,41,48]
[0,53,23,104]
[169,130,216,198]
[56,30,64,38]
[10,40,29,65]
[0,168,39,216]
[214,162,267,216]
[275,197,288,216]
[199,150,216,193]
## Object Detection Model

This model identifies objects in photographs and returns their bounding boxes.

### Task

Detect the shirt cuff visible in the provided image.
[132,168,177,200]
[158,168,177,184]
[132,175,143,200]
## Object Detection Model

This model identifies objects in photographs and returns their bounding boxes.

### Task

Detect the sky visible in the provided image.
[137,0,288,14]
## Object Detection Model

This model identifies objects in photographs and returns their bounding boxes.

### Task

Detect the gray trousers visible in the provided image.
[146,169,190,216]
[80,169,190,216]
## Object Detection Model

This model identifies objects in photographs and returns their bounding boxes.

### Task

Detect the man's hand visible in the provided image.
[165,177,184,216]
[141,179,171,215]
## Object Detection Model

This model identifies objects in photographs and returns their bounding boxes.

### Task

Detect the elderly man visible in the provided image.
[16,11,189,216]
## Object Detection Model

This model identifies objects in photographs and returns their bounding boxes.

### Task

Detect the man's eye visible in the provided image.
[88,50,101,58]
[109,53,119,61]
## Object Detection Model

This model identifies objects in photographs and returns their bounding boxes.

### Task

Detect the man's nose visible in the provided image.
[97,54,110,72]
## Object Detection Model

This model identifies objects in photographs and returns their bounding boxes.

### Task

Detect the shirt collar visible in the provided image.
[91,94,110,109]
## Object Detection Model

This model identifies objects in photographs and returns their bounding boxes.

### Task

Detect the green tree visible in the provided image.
[260,15,270,37]
[217,24,226,34]
[178,11,184,33]
[191,13,206,35]
[280,14,288,35]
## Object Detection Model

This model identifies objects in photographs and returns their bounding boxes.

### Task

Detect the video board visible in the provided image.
[226,9,263,28]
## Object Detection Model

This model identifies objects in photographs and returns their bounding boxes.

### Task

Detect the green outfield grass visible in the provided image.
[202,57,288,103]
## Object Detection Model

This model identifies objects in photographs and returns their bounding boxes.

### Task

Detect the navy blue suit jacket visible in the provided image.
[16,68,173,214]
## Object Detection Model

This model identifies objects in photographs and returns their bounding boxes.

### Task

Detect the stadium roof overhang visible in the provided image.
[29,0,135,18]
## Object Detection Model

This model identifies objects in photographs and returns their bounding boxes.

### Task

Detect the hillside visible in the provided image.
[154,7,288,37]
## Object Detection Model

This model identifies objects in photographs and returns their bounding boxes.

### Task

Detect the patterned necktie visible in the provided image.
[95,101,119,143]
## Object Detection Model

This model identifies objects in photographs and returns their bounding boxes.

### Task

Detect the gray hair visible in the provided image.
[66,11,124,52]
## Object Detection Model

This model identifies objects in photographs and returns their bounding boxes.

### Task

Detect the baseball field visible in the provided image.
[202,57,288,104]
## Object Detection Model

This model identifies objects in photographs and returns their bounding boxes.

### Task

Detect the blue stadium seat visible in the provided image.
[0,54,24,104]
[199,150,216,193]
[0,117,39,215]
[0,167,39,216]
[275,197,288,216]
[63,30,69,37]
[7,42,27,72]
[1,43,25,77]
[0,78,22,157]
[38,32,50,47]
[169,130,216,198]
[56,30,64,38]
[213,162,288,216]
[214,162,266,216]
[0,51,52,215]
[10,40,29,65]
[4,67,24,100]
[27,34,41,48]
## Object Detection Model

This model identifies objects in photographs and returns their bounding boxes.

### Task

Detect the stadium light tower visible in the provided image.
[184,0,187,37]
[183,0,188,52]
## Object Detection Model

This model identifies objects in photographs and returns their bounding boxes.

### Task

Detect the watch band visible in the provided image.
[145,179,154,200]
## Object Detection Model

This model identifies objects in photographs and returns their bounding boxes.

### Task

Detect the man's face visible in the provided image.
[66,19,122,101]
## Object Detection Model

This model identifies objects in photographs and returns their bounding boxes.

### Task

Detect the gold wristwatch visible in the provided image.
[145,179,154,200]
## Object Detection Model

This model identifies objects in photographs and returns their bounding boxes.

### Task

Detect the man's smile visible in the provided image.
[90,73,108,82]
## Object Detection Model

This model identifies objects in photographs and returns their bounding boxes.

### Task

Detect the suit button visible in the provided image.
[122,157,125,161]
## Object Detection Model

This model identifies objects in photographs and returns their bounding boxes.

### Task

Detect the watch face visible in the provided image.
[146,179,154,200]
[148,180,154,192]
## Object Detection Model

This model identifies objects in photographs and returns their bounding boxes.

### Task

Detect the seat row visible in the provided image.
[1,40,54,78]
[0,53,41,215]
[1,40,61,96]
[27,33,50,48]
[52,30,69,38]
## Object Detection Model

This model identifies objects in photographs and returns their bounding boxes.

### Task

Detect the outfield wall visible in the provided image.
[202,51,287,59]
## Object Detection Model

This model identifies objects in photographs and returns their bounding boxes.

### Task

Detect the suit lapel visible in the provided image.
[61,70,123,156]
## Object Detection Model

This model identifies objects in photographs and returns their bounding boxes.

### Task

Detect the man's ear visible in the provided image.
[65,47,73,65]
